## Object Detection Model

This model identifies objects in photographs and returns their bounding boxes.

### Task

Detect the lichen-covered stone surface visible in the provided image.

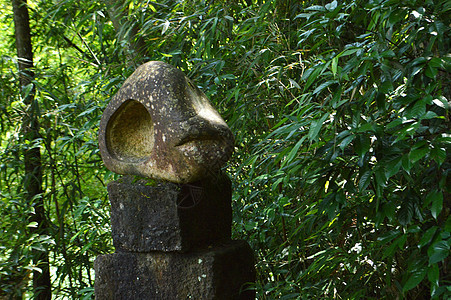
[98,61,234,183]
[108,174,232,252]
[94,240,256,300]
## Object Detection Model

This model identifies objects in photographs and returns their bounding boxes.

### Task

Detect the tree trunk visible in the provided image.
[12,0,51,299]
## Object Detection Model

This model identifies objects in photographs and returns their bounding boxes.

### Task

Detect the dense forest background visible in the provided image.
[1,0,449,298]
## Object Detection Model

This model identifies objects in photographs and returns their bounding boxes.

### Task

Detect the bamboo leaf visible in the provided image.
[331,57,338,76]
[312,80,338,95]
[308,113,329,142]
[283,136,307,167]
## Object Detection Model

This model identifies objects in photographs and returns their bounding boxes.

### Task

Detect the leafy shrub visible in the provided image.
[1,0,449,298]
[231,0,450,298]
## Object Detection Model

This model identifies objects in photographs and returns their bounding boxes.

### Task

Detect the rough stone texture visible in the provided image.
[108,174,232,252]
[94,240,256,300]
[95,62,255,299]
[98,61,234,183]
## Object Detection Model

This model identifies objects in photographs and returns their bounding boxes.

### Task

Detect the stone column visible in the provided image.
[95,61,255,299]
[95,175,255,299]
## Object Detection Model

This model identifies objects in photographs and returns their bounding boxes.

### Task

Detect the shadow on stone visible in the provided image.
[95,240,255,300]
[108,174,232,253]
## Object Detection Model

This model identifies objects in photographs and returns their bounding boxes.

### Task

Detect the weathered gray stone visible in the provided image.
[108,174,232,252]
[95,62,255,299]
[94,240,256,300]
[98,61,234,183]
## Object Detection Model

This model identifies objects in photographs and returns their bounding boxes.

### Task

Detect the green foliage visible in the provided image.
[227,0,450,298]
[1,0,115,297]
[1,0,449,298]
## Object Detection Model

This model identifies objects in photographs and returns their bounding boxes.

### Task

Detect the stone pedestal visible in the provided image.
[108,175,232,252]
[95,175,255,299]
[95,240,255,300]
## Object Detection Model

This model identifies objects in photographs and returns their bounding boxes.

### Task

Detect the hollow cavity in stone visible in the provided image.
[107,100,155,163]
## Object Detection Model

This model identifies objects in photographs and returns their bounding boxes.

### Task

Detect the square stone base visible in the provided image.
[108,174,232,252]
[94,240,255,300]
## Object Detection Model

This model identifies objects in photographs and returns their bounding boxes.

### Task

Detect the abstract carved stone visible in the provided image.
[98,61,234,183]
[95,61,255,299]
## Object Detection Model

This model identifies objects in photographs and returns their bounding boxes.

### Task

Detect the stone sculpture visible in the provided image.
[95,61,255,299]
[98,61,234,183]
